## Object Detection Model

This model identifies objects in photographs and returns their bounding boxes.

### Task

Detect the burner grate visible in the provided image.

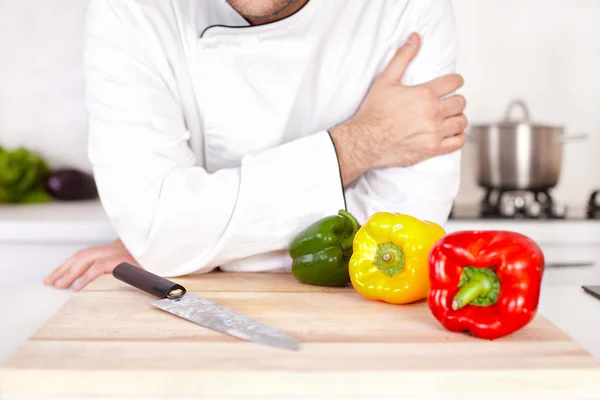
[479,189,566,220]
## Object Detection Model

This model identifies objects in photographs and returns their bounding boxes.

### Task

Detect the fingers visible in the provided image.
[440,132,467,154]
[441,114,468,137]
[47,247,101,289]
[440,95,466,119]
[53,256,96,289]
[380,32,421,84]
[45,242,114,289]
[44,257,76,286]
[73,262,107,292]
[44,240,134,291]
[44,249,93,286]
[423,74,464,98]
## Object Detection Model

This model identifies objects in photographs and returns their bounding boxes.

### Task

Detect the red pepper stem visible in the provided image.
[452,267,500,310]
[338,210,360,250]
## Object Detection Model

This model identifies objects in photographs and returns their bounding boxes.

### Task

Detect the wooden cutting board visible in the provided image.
[2,271,600,398]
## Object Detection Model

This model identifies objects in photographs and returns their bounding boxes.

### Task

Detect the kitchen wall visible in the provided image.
[1,0,599,207]
[0,0,89,170]
[452,0,600,207]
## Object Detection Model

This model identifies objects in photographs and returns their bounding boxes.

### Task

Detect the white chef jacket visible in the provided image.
[83,0,462,277]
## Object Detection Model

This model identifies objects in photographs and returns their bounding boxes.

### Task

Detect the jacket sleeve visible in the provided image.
[83,0,346,277]
[345,0,462,227]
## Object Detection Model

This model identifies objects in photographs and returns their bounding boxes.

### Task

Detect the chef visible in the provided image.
[45,0,467,291]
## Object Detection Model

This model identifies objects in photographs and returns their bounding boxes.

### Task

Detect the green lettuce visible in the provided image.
[0,146,51,204]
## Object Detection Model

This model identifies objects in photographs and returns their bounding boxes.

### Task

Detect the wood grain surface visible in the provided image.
[2,272,600,398]
[85,271,351,292]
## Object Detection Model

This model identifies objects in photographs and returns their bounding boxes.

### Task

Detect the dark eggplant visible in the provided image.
[45,168,98,201]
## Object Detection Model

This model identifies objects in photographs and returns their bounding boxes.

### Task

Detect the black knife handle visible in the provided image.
[112,262,187,299]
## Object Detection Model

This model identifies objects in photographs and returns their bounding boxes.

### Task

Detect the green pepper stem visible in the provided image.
[452,280,490,310]
[338,209,360,250]
[452,267,500,310]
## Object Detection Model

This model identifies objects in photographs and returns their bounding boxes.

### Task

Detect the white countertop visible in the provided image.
[2,200,600,246]
[0,200,116,243]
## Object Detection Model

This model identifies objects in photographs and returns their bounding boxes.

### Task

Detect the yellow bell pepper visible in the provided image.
[349,212,446,305]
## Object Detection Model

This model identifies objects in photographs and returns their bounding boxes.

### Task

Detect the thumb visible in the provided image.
[381,32,421,84]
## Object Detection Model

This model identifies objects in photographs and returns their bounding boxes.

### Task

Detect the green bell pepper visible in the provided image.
[288,209,360,287]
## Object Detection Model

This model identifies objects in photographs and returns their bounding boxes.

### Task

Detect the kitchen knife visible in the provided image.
[112,262,299,351]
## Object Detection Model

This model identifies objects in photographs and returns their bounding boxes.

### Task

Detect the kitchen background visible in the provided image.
[1,0,599,208]
[0,0,600,206]
[3,0,600,374]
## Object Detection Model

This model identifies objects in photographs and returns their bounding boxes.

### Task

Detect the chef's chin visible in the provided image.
[226,0,303,21]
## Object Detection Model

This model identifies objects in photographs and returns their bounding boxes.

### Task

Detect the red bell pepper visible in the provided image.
[428,230,545,340]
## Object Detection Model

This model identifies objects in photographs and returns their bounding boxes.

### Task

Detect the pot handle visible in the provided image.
[560,133,588,144]
[589,190,600,209]
[504,99,531,122]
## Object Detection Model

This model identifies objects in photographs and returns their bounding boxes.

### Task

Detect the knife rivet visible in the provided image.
[168,288,185,299]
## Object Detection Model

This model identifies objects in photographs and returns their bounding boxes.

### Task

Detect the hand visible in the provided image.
[44,239,139,291]
[330,32,467,185]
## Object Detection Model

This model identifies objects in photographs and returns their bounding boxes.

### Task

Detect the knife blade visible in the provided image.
[112,262,299,351]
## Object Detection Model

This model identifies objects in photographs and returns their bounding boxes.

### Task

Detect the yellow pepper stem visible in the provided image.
[373,242,405,277]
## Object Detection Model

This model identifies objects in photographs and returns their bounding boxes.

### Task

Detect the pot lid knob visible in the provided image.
[504,99,531,123]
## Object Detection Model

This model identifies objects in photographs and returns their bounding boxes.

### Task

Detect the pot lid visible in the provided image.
[471,99,563,130]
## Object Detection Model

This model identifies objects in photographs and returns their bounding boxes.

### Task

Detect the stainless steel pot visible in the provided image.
[469,100,586,191]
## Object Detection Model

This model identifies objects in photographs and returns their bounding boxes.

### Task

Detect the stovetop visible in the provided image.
[449,189,600,221]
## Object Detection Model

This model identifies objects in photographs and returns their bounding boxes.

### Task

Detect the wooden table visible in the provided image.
[2,271,600,398]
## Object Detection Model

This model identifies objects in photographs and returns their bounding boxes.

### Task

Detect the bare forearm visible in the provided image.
[329,121,373,187]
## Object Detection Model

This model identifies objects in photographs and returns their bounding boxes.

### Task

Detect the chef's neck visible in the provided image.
[230,0,310,25]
